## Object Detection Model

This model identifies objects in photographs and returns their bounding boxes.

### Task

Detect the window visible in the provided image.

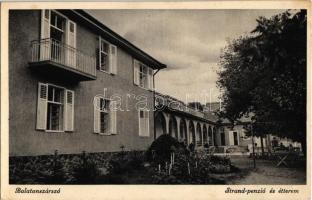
[139,109,149,137]
[133,59,153,90]
[139,63,148,88]
[99,40,109,72]
[100,98,110,134]
[98,37,117,74]
[50,11,66,43]
[36,83,74,132]
[94,96,117,135]
[47,86,64,131]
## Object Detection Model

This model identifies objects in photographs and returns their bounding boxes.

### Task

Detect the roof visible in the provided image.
[60,9,166,70]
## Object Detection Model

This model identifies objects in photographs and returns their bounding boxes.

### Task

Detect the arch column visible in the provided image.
[211,126,214,146]
[194,121,198,147]
[204,124,209,144]
[185,119,190,145]
[163,113,170,134]
[175,116,181,141]
[200,123,204,146]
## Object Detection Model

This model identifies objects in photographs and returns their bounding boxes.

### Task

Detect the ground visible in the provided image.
[211,155,306,185]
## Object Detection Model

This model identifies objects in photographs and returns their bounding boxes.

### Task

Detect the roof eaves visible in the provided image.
[73,9,167,70]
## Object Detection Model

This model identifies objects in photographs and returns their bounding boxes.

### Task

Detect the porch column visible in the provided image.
[205,124,209,144]
[163,113,170,134]
[211,126,215,146]
[175,116,181,141]
[194,121,198,147]
[185,119,190,145]
[200,123,204,146]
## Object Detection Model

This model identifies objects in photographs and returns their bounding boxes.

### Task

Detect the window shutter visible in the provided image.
[145,111,150,137]
[98,36,102,70]
[148,68,154,90]
[110,101,117,134]
[109,44,117,74]
[94,96,101,133]
[65,90,74,132]
[40,10,50,60]
[138,110,149,137]
[66,20,76,67]
[36,83,48,130]
[133,59,140,85]
[41,10,50,39]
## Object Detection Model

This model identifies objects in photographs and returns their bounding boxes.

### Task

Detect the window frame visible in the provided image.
[99,38,110,74]
[36,82,74,133]
[98,97,111,135]
[45,84,66,132]
[139,63,149,89]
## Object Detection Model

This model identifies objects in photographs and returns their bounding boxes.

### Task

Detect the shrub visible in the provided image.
[9,155,68,184]
[70,153,100,184]
[146,134,186,162]
[150,151,231,184]
[108,151,145,174]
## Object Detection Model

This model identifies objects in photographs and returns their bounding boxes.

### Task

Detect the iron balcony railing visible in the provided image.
[30,38,96,77]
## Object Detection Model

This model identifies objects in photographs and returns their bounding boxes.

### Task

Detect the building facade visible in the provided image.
[9,9,166,156]
[9,9,300,157]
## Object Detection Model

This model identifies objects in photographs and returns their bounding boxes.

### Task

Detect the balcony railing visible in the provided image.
[30,38,96,78]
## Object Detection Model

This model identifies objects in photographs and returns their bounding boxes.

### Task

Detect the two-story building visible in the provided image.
[9,9,166,156]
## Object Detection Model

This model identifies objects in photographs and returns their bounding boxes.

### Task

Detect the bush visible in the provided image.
[108,151,145,174]
[70,154,100,184]
[9,155,68,184]
[150,151,231,184]
[146,134,187,163]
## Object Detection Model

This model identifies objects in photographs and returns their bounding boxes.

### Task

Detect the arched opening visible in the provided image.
[220,128,226,146]
[179,118,187,143]
[203,125,208,146]
[169,115,178,139]
[208,126,213,146]
[189,121,195,145]
[155,112,166,139]
[213,127,218,146]
[196,123,202,146]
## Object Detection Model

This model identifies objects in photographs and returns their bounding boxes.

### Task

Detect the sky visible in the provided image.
[87,9,285,104]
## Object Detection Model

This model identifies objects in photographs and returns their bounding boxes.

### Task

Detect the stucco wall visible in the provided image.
[9,10,154,156]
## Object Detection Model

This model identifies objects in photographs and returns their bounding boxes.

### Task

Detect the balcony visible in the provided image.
[29,38,96,81]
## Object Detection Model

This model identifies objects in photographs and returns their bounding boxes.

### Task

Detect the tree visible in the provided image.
[217,10,307,154]
[187,102,204,111]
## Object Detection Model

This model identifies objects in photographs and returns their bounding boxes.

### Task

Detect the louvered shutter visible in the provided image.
[40,10,50,60]
[138,110,149,137]
[65,90,74,131]
[109,44,117,74]
[133,59,140,85]
[148,68,154,90]
[110,101,117,134]
[145,111,150,137]
[94,96,101,133]
[36,83,48,130]
[66,20,76,67]
[98,36,102,70]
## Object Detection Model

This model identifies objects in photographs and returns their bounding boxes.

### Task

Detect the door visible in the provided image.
[233,132,239,145]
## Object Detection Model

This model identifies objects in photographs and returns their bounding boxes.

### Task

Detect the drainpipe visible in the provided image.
[153,69,160,140]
